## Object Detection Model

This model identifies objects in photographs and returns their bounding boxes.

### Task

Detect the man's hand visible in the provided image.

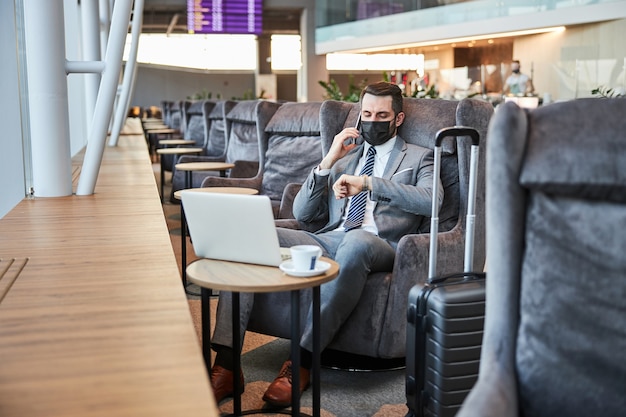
[319,127,359,170]
[332,174,364,199]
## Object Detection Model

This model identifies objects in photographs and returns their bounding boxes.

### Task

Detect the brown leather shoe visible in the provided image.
[209,364,244,403]
[262,360,310,407]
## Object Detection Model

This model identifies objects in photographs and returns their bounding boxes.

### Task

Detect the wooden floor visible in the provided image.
[0,119,218,417]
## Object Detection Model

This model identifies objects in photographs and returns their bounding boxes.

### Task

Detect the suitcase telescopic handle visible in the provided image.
[435,126,480,147]
[428,126,481,280]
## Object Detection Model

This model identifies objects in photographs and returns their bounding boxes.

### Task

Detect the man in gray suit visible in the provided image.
[209,81,443,406]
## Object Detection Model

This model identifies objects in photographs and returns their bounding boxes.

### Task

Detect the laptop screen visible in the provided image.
[181,191,283,267]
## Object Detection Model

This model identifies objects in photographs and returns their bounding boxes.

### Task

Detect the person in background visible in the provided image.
[503,60,535,96]
[208,81,443,407]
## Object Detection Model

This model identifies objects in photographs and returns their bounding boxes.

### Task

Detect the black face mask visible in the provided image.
[361,119,396,146]
[512,69,520,74]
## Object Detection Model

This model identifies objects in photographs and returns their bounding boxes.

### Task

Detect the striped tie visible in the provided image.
[344,146,376,231]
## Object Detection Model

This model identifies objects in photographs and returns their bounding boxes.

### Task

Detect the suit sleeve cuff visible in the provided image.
[315,165,331,176]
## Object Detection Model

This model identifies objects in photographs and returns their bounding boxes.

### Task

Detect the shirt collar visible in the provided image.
[364,136,397,157]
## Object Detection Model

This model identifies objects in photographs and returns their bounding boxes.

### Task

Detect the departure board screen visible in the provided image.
[187,0,263,35]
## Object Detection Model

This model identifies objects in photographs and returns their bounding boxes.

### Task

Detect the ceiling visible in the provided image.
[141,0,302,34]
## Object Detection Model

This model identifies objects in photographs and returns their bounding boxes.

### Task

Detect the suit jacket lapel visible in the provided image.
[345,146,363,175]
[383,136,408,180]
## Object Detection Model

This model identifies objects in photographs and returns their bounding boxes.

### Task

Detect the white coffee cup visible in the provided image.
[290,245,322,272]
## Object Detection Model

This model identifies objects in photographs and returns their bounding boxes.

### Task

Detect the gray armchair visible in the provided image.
[170,100,236,196]
[159,100,190,172]
[457,98,626,417]
[200,101,324,216]
[168,100,184,130]
[182,100,217,148]
[245,97,494,361]
[204,100,234,157]
[169,100,279,202]
[160,100,173,127]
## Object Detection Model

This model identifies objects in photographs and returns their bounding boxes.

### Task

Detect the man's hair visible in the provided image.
[512,60,521,66]
[360,82,403,116]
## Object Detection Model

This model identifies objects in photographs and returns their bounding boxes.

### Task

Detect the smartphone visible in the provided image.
[344,114,361,146]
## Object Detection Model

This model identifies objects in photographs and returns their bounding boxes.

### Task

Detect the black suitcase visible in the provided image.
[405,127,486,417]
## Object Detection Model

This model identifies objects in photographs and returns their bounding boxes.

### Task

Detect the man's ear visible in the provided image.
[395,111,405,126]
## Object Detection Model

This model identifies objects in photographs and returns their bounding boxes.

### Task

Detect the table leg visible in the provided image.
[146,132,152,158]
[185,170,192,189]
[180,204,187,286]
[181,172,190,289]
[312,286,320,417]
[180,173,201,297]
[291,290,301,417]
[204,289,317,417]
[160,156,165,203]
[232,292,242,416]
[201,287,212,372]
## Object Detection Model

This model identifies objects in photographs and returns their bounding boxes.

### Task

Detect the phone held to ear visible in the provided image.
[343,114,361,146]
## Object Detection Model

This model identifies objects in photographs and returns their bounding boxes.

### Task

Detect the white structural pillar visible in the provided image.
[298,8,327,102]
[99,0,112,58]
[108,0,144,146]
[76,0,133,195]
[23,0,72,197]
[81,0,102,134]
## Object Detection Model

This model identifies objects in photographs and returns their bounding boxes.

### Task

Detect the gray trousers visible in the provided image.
[211,228,396,353]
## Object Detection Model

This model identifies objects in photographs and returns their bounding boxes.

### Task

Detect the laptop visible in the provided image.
[180,190,284,267]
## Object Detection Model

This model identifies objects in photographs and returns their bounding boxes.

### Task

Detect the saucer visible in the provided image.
[279,260,331,277]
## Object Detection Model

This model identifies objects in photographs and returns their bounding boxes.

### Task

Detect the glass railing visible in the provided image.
[316,0,623,28]
[317,0,476,28]
[315,0,625,52]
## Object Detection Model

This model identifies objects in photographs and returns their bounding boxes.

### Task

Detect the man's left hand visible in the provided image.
[332,174,364,199]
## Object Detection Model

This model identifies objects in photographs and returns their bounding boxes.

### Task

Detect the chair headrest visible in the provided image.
[518,98,626,203]
[226,100,260,123]
[399,98,464,154]
[208,101,230,119]
[187,101,205,115]
[266,102,322,135]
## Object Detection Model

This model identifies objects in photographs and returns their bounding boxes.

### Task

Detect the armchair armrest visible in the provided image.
[457,358,519,417]
[274,219,302,230]
[275,183,326,232]
[200,174,262,192]
[378,228,467,355]
[277,183,302,219]
[392,227,466,282]
[390,228,465,298]
[177,154,226,164]
[230,160,259,179]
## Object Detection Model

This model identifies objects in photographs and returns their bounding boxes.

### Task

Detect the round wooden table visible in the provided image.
[156,147,204,155]
[174,161,236,189]
[186,257,339,417]
[159,139,196,146]
[156,147,203,203]
[145,127,180,159]
[145,127,177,133]
[175,187,259,296]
